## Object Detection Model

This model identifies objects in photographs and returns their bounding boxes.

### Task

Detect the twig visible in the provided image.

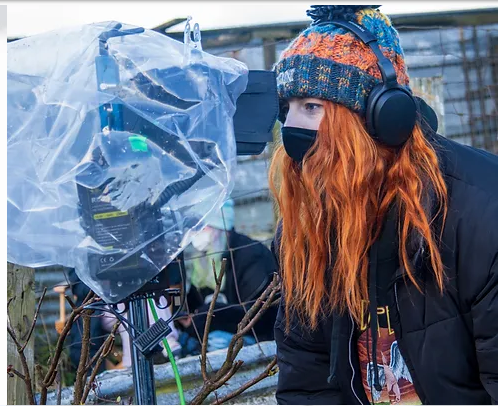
[83,290,95,305]
[189,361,244,405]
[211,357,278,405]
[20,287,47,352]
[218,274,279,377]
[7,365,26,380]
[213,338,244,386]
[81,323,118,405]
[240,274,279,327]
[43,296,99,385]
[201,259,227,381]
[215,360,244,388]
[7,325,21,348]
[180,251,216,375]
[73,310,92,405]
[238,282,280,337]
[184,288,216,375]
[7,323,36,404]
[64,294,77,310]
[39,295,99,404]
[84,321,121,374]
[189,270,281,405]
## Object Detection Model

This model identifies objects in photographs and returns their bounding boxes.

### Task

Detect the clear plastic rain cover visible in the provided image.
[7,21,248,302]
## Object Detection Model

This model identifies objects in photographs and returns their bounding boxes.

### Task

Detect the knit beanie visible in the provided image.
[274,5,411,116]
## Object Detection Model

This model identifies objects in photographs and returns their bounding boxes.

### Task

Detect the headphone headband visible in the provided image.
[314,20,398,86]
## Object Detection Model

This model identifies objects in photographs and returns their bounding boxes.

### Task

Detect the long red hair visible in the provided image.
[269,102,447,330]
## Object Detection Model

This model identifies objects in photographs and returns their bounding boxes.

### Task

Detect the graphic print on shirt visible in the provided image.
[358,301,421,405]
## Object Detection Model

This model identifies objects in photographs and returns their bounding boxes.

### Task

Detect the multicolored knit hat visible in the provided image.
[274,5,411,116]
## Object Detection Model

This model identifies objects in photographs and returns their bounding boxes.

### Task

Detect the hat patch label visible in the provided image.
[277,69,295,86]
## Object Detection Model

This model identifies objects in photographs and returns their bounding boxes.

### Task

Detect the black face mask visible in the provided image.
[281,126,318,163]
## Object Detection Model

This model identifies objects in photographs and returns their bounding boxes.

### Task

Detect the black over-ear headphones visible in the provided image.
[314,20,418,147]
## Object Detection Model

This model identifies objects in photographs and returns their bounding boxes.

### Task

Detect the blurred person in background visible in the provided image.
[178,199,279,355]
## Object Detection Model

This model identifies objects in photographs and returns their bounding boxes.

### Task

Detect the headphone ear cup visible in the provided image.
[367,86,418,148]
[365,84,383,138]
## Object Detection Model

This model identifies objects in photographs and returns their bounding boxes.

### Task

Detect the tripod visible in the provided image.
[128,298,157,405]
[104,269,183,405]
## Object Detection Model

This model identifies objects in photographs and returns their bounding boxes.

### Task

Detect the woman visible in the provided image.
[269,5,498,405]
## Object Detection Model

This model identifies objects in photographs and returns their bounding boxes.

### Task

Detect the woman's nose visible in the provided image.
[284,106,297,127]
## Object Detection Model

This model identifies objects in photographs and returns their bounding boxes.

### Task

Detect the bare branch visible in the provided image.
[73,310,92,405]
[85,322,120,374]
[213,337,244,384]
[83,289,95,304]
[42,296,99,388]
[41,311,76,389]
[238,282,280,337]
[38,295,99,404]
[7,325,21,349]
[7,365,26,380]
[189,266,281,405]
[81,324,118,405]
[200,259,227,381]
[64,294,77,310]
[7,325,36,404]
[17,350,35,404]
[189,361,244,405]
[20,287,47,352]
[237,274,279,330]
[211,357,278,405]
[214,274,280,381]
[216,360,244,388]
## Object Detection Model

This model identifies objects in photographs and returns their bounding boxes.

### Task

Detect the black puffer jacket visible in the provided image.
[272,132,498,405]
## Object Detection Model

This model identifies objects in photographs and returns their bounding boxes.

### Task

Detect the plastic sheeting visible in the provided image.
[7,21,248,302]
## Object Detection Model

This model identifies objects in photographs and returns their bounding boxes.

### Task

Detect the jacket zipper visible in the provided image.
[394,281,400,314]
[349,313,364,405]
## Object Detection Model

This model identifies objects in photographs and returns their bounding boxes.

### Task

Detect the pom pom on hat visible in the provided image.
[306,5,381,24]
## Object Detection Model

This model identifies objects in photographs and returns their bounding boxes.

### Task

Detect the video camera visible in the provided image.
[75,24,278,303]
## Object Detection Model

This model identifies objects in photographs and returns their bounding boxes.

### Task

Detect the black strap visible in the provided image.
[327,313,342,389]
[368,241,383,392]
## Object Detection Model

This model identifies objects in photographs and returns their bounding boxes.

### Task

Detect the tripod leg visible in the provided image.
[129,299,157,405]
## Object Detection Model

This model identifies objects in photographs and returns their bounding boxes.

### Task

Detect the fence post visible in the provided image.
[411,76,446,136]
[7,262,36,405]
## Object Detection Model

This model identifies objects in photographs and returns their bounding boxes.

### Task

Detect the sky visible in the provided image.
[7,1,498,39]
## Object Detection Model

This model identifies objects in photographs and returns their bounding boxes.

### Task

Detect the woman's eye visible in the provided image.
[304,103,322,112]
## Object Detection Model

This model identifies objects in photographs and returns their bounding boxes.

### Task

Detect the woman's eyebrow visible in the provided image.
[301,98,323,104]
